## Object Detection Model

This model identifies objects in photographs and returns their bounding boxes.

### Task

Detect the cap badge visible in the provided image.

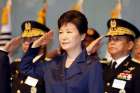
[25,22,31,31]
[110,20,117,28]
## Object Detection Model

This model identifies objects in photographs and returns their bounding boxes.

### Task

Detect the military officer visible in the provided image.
[11,20,51,93]
[103,18,140,93]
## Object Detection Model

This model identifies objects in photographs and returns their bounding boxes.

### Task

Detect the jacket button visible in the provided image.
[17,89,21,93]
[106,82,110,86]
[20,80,24,84]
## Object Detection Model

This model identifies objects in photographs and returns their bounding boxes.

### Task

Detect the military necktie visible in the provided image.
[111,61,117,70]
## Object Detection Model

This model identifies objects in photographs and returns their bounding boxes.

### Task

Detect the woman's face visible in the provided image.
[59,23,85,51]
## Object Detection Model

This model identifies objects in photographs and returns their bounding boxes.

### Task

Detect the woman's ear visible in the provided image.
[81,34,86,41]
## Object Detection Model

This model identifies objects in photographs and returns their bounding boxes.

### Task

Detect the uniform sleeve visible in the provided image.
[20,47,45,78]
[88,61,104,93]
[133,67,140,93]
[0,50,11,93]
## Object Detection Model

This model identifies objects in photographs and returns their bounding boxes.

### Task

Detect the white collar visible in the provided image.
[112,55,129,68]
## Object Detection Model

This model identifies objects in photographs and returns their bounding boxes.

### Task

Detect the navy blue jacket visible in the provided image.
[0,50,11,93]
[20,47,103,93]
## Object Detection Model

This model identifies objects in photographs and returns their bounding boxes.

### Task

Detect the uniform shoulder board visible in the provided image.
[44,54,52,61]
[131,58,140,64]
[33,54,52,63]
[100,58,111,64]
[13,58,21,62]
[32,54,43,63]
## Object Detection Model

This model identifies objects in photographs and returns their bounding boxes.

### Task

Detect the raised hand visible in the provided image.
[4,36,22,53]
[32,31,53,48]
[86,36,104,55]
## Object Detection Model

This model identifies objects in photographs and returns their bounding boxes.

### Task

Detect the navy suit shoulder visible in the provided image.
[0,50,11,93]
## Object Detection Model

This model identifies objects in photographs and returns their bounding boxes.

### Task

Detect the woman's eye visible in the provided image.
[67,31,72,33]
[59,31,63,34]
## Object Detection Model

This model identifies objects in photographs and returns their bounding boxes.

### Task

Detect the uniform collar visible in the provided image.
[65,48,88,79]
[112,55,129,68]
[74,48,87,63]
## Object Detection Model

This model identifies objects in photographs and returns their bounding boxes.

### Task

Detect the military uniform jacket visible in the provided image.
[103,56,140,93]
[0,50,11,93]
[20,47,104,93]
[11,60,45,93]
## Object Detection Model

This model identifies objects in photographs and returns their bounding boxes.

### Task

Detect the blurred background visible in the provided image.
[0,0,140,59]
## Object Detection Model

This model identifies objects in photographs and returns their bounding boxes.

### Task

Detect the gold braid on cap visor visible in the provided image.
[22,28,45,38]
[106,27,135,37]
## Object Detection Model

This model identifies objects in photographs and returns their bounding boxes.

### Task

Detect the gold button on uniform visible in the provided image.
[20,80,24,84]
[16,70,19,74]
[17,89,21,93]
[10,77,13,80]
[106,82,110,86]
[105,92,108,93]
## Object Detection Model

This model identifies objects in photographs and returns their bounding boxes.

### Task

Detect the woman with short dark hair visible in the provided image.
[20,10,103,93]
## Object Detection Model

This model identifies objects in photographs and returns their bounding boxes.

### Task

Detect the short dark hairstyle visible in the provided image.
[58,10,88,35]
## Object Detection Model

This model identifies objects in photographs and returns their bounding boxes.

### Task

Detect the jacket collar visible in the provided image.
[65,49,88,79]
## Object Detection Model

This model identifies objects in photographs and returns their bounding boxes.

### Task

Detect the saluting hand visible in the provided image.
[86,36,104,55]
[32,31,53,48]
[4,36,22,53]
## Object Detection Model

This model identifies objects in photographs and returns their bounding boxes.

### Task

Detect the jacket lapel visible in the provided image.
[65,50,87,79]
[65,63,82,79]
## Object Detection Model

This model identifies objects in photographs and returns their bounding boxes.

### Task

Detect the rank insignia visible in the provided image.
[128,67,135,72]
[25,22,31,31]
[110,19,117,28]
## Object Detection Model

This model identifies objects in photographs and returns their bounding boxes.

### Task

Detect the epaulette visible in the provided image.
[132,58,140,64]
[100,58,111,64]
[32,54,43,63]
[44,54,52,61]
[13,58,21,62]
[32,54,53,63]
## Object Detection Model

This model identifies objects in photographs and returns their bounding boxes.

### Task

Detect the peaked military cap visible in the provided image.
[106,18,140,38]
[21,20,50,37]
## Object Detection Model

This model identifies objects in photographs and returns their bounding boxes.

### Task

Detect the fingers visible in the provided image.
[44,31,53,43]
[32,31,53,48]
[4,36,22,53]
[86,35,105,55]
